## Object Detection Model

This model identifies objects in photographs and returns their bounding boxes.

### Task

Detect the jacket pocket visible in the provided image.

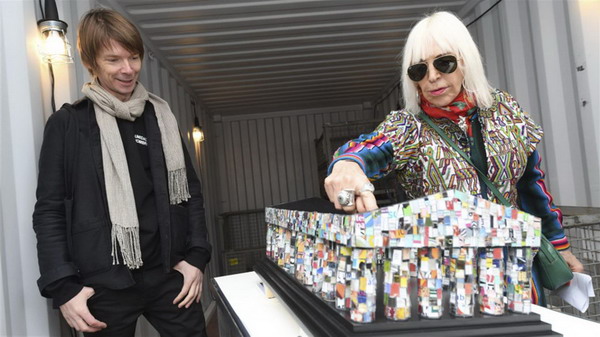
[170,205,189,255]
[71,217,112,276]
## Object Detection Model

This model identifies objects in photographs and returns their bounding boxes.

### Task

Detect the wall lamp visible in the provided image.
[193,116,205,143]
[191,101,204,143]
[37,0,73,63]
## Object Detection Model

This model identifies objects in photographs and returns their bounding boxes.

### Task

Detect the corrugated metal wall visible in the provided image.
[212,104,379,213]
[1,2,49,335]
[464,0,599,207]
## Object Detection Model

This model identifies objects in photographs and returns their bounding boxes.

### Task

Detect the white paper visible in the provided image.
[392,249,403,265]
[552,272,595,313]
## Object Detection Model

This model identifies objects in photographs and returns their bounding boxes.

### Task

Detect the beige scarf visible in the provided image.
[82,79,190,269]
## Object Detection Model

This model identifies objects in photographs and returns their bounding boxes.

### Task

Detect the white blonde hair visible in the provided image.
[401,11,493,113]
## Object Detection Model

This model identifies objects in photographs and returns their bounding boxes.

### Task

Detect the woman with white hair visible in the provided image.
[324,11,583,306]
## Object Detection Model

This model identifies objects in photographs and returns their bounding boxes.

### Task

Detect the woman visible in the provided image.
[324,11,582,306]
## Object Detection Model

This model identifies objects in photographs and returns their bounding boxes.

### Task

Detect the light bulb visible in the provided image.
[38,20,73,64]
[44,30,66,55]
[193,127,204,142]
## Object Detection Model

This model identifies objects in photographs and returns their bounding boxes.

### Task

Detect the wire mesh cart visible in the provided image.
[218,210,266,275]
[545,207,600,322]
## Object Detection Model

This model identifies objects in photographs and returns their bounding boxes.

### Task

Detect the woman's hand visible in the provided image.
[560,249,584,273]
[324,160,378,213]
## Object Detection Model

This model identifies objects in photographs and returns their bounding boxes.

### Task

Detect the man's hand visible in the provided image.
[324,160,378,213]
[560,249,584,273]
[59,287,107,333]
[173,260,204,308]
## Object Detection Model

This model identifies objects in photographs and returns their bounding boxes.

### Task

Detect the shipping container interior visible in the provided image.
[1,0,598,336]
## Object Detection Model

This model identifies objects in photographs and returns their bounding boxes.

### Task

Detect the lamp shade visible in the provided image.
[37,0,73,63]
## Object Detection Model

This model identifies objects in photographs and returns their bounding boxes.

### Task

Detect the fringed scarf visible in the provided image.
[420,90,478,136]
[82,79,190,269]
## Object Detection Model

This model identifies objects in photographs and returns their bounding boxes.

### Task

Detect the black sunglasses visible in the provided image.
[407,55,458,82]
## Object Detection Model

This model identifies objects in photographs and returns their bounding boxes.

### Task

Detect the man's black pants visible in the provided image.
[84,266,206,337]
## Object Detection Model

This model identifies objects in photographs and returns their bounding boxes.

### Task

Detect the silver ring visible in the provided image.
[360,182,375,194]
[337,189,355,207]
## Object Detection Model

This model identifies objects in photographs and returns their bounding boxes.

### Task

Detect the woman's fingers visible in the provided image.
[560,250,584,273]
[360,191,378,212]
[324,175,338,205]
[325,160,374,212]
[355,197,366,213]
[342,204,357,213]
[326,162,363,184]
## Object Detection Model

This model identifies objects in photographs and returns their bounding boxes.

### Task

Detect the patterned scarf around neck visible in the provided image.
[420,89,478,136]
[82,79,190,269]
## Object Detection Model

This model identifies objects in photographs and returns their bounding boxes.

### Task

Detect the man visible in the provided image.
[32,8,211,336]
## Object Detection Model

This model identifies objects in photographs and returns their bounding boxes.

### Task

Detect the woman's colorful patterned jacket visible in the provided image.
[328,89,569,305]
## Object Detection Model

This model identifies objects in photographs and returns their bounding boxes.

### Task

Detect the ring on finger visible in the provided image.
[360,182,375,194]
[337,189,355,207]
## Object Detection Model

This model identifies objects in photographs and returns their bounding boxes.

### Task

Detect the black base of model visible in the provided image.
[254,257,561,337]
